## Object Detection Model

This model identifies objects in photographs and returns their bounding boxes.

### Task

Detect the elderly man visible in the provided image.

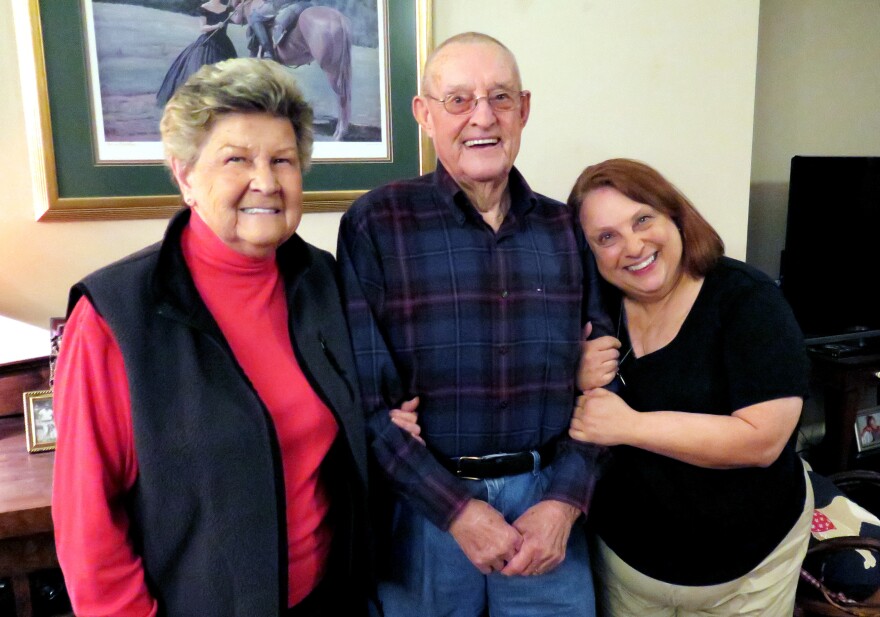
[337,32,607,616]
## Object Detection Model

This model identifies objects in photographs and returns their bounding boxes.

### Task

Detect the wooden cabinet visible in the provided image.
[808,350,880,474]
[0,358,49,416]
[0,416,59,617]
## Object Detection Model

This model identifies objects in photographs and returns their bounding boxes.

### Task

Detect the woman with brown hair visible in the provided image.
[569,158,813,616]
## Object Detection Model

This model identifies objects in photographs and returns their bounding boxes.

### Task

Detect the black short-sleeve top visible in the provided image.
[591,257,810,586]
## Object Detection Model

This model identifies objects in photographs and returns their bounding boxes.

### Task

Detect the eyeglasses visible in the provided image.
[425,89,528,115]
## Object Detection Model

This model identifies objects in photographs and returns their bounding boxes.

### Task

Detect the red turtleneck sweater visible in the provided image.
[52,211,338,616]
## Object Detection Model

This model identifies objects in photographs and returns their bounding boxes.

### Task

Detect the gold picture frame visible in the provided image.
[23,389,56,453]
[12,0,434,222]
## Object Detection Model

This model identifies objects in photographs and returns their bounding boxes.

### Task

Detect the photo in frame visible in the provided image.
[23,389,57,453]
[854,406,880,454]
[12,0,434,221]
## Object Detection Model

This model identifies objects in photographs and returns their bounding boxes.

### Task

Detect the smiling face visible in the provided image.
[171,112,303,258]
[413,41,530,194]
[580,186,684,303]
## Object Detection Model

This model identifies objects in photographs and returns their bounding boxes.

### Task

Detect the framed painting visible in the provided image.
[13,0,435,221]
[23,389,57,453]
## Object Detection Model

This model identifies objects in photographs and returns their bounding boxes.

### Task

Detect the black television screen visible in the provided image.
[780,155,880,343]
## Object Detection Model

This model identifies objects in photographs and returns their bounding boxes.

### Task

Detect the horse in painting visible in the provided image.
[230,0,353,140]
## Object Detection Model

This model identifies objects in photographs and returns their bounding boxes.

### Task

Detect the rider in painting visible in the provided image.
[246,0,313,60]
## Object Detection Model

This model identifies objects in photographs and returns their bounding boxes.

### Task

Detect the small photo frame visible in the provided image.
[23,389,56,453]
[854,406,880,454]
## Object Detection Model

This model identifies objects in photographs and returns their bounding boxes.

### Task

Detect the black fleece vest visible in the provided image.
[68,210,369,616]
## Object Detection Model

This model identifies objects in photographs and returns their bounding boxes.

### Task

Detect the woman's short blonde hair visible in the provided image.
[160,57,314,171]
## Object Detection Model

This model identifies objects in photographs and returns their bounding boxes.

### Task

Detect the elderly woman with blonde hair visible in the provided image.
[52,58,371,617]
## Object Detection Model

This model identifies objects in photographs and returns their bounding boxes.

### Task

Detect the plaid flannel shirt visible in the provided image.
[337,164,608,529]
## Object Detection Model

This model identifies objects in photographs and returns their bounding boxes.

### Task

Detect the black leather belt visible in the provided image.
[441,439,557,480]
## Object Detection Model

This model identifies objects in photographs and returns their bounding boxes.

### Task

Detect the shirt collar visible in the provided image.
[431,162,538,227]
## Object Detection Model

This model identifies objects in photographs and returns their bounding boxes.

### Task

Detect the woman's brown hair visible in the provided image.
[568,158,724,277]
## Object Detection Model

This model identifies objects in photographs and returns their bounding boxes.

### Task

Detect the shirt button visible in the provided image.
[499,346,508,355]
[501,290,509,298]
[499,400,509,409]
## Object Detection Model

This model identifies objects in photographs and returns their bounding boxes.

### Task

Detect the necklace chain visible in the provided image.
[614,277,701,387]
[616,299,632,386]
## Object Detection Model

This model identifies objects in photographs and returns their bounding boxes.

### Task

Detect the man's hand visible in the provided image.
[448,499,523,574]
[576,322,621,392]
[500,500,580,577]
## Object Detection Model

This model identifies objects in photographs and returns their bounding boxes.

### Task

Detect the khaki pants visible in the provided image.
[595,469,814,617]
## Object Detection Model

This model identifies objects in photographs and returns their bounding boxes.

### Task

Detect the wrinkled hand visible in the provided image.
[501,500,580,577]
[576,322,621,392]
[449,499,523,574]
[389,397,423,445]
[569,388,637,446]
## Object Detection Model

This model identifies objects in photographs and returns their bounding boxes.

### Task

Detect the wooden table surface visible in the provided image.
[0,415,54,539]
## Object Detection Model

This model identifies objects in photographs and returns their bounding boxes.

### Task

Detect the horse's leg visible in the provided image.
[296,12,352,140]
[331,39,352,140]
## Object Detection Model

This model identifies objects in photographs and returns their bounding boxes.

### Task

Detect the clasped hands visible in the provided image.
[448,497,580,577]
[388,400,580,577]
[570,323,638,446]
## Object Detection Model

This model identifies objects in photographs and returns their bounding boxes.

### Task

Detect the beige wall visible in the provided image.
[435,1,759,260]
[748,0,880,278]
[1,0,759,340]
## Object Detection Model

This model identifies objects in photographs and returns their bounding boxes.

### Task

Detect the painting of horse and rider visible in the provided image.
[82,0,386,162]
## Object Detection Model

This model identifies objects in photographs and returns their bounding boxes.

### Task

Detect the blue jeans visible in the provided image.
[378,463,596,617]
